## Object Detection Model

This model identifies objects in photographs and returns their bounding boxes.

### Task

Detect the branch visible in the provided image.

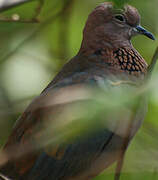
[0,0,74,66]
[114,107,137,180]
[147,46,158,80]
[0,14,39,23]
[0,173,11,180]
[0,0,44,23]
[0,0,37,13]
[114,46,158,180]
[33,0,44,20]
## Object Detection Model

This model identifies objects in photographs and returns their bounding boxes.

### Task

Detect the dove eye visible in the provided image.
[114,15,125,22]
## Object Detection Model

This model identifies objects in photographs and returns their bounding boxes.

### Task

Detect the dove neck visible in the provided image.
[79,36,133,54]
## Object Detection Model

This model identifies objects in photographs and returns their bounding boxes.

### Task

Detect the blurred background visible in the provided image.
[0,0,158,179]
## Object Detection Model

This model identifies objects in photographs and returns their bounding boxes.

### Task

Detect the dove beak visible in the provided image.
[135,25,155,40]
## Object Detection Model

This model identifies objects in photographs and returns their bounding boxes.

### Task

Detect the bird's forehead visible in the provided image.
[124,5,140,26]
[95,2,113,13]
[92,3,140,26]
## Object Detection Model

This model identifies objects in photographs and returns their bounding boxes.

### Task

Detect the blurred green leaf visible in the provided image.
[109,0,131,8]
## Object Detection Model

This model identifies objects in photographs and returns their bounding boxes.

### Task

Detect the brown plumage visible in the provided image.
[0,2,154,180]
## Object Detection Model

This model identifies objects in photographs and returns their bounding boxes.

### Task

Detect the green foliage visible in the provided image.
[0,0,158,180]
[109,0,131,8]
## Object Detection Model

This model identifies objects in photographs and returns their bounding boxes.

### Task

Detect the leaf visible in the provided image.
[108,0,131,9]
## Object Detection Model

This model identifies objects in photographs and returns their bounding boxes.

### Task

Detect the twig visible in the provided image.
[33,0,44,20]
[0,0,44,23]
[147,47,158,80]
[0,0,74,66]
[0,173,11,180]
[0,15,39,23]
[114,46,158,180]
[114,104,139,180]
[0,0,37,13]
[57,0,74,59]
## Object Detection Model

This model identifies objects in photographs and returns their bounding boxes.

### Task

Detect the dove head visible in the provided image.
[80,2,155,52]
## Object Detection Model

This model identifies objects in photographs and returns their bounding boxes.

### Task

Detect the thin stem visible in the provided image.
[0,0,44,23]
[114,115,134,180]
[0,0,37,13]
[33,0,44,20]
[0,0,74,66]
[147,47,158,80]
[0,16,39,23]
[114,46,158,180]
